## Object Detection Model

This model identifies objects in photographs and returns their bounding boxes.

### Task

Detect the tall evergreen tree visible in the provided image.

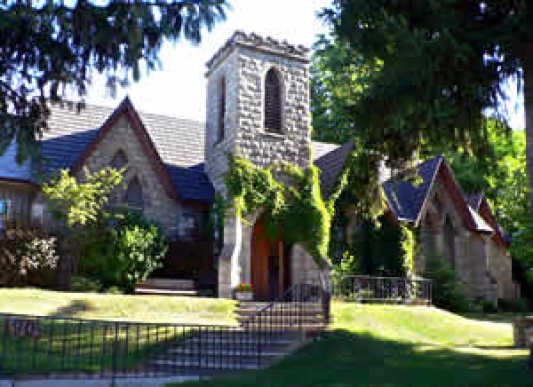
[0,0,228,162]
[321,1,532,211]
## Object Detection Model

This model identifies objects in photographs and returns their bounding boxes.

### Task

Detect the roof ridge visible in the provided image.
[50,99,205,126]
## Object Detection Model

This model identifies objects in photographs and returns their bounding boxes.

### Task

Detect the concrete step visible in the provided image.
[135,288,199,296]
[140,278,196,289]
[181,339,296,350]
[164,348,287,357]
[182,331,300,341]
[237,316,326,329]
[242,323,327,331]
[150,358,261,370]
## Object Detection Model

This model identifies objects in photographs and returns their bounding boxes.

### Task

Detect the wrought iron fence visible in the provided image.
[0,282,331,379]
[332,275,432,304]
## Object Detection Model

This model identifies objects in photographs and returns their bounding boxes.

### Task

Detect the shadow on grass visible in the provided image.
[176,329,531,387]
[50,300,94,318]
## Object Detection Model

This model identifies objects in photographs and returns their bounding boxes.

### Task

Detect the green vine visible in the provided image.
[224,156,334,269]
[223,140,393,270]
[400,225,415,277]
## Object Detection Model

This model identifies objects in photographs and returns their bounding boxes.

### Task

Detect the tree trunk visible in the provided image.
[524,42,533,216]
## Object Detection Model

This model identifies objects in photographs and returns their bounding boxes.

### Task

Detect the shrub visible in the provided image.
[70,276,103,292]
[81,212,167,293]
[423,253,469,312]
[498,298,529,313]
[0,228,59,287]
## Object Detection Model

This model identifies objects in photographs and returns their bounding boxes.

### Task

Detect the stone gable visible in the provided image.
[79,116,182,236]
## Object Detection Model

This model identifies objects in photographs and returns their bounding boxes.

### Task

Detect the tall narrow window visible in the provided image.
[443,216,456,268]
[124,177,143,211]
[217,77,226,143]
[264,68,282,133]
[110,149,128,170]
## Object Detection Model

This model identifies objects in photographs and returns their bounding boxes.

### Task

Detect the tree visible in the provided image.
[43,167,123,287]
[321,1,532,208]
[0,0,227,163]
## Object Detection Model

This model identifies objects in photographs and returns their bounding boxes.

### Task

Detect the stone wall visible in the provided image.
[80,116,183,236]
[417,178,499,300]
[487,239,515,299]
[205,32,316,298]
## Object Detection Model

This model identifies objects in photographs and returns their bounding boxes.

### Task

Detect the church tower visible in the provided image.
[204,31,315,299]
[205,31,312,194]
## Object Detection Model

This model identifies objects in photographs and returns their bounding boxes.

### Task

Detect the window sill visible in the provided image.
[260,130,285,140]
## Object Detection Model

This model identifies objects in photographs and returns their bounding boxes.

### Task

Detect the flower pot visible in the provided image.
[234,291,254,301]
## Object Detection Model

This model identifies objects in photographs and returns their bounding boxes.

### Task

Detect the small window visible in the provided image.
[264,68,283,133]
[180,209,199,240]
[124,177,143,211]
[0,199,11,232]
[110,150,128,170]
[217,77,226,143]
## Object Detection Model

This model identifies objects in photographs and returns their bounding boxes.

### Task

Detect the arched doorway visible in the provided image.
[251,217,291,301]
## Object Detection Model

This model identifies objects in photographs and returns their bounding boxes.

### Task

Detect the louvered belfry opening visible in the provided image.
[264,68,282,133]
[217,77,226,142]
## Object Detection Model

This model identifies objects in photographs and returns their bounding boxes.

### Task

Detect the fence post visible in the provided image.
[112,322,119,381]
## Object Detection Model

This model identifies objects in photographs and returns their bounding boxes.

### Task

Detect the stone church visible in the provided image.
[0,31,518,301]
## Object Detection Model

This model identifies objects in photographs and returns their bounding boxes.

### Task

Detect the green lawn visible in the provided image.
[175,301,531,387]
[0,288,237,325]
[0,288,237,376]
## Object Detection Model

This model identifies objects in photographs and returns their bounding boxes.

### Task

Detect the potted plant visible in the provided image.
[234,282,254,301]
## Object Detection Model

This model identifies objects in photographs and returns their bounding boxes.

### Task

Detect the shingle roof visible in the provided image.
[466,192,484,210]
[313,141,354,198]
[39,102,213,202]
[382,155,443,222]
[0,101,374,205]
[0,141,34,182]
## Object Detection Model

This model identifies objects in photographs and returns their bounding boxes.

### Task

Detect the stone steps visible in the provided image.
[145,300,328,375]
[135,278,198,297]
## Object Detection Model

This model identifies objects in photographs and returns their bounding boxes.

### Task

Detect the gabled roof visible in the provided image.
[35,100,344,205]
[313,141,354,198]
[382,155,442,223]
[467,191,509,246]
[383,156,487,233]
[39,98,214,204]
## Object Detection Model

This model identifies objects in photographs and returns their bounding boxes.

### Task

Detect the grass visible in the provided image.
[174,301,531,387]
[0,288,237,325]
[0,288,237,376]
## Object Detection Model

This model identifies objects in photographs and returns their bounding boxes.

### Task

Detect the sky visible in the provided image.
[85,0,331,123]
[84,0,525,130]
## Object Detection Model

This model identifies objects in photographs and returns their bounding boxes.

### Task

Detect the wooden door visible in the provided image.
[251,217,290,301]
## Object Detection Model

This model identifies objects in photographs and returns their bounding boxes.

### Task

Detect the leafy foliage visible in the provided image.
[43,167,124,287]
[81,212,167,292]
[0,228,59,287]
[336,215,412,277]
[224,156,336,268]
[321,1,528,169]
[400,226,415,277]
[424,253,469,312]
[43,168,124,228]
[70,276,103,293]
[0,0,228,163]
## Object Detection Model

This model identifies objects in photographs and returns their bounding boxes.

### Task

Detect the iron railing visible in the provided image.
[0,282,331,379]
[332,275,432,304]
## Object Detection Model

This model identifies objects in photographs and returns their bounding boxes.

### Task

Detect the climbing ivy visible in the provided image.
[224,156,336,269]
[223,140,393,270]
[400,225,415,277]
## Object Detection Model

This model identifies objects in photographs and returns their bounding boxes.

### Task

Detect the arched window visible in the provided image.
[110,149,128,170]
[443,216,456,268]
[217,77,226,143]
[264,68,282,133]
[124,177,143,211]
